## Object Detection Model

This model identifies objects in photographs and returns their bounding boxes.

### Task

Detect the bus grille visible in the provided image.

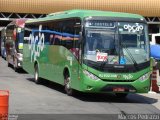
[101,79,136,82]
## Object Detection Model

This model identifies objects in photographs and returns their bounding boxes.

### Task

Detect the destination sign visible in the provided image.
[85,20,115,28]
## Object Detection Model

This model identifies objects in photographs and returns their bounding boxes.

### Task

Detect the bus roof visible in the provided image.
[7,18,28,28]
[26,9,144,23]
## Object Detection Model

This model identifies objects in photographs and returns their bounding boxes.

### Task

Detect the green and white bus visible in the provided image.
[23,10,151,97]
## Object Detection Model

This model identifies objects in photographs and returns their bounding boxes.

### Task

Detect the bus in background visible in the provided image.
[1,27,6,59]
[23,10,150,97]
[149,33,160,60]
[5,19,26,72]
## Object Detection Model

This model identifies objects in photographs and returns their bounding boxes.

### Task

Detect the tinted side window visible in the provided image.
[40,21,62,45]
[155,36,160,45]
[62,18,81,50]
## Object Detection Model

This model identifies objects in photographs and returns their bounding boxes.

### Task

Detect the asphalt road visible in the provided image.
[0,57,160,119]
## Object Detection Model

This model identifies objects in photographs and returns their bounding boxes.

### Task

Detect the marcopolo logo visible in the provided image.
[124,23,143,33]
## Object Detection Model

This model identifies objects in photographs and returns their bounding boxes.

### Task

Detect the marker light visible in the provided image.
[139,72,150,82]
[83,70,100,80]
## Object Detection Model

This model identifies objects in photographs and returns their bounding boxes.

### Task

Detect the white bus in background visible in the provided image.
[149,33,160,60]
[150,33,160,85]
[150,33,160,45]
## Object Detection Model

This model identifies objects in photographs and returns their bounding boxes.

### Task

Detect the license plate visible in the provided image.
[113,87,125,92]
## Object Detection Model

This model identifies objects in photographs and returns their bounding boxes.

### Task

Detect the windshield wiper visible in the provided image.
[121,43,139,70]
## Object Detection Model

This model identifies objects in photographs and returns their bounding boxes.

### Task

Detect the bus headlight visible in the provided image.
[83,70,100,80]
[17,53,23,61]
[139,72,150,82]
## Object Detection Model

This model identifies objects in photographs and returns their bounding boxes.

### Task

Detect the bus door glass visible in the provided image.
[17,27,24,53]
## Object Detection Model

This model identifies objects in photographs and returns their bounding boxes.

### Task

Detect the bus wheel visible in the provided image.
[34,64,41,84]
[7,62,11,67]
[64,75,74,96]
[115,93,128,98]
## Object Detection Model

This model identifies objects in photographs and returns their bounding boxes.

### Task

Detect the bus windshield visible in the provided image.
[83,21,149,65]
[118,22,149,64]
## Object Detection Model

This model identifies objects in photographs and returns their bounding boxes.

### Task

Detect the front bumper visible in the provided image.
[16,57,23,68]
[17,60,22,67]
[80,75,150,93]
[16,53,23,68]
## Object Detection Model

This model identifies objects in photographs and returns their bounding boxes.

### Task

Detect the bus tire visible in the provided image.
[64,74,74,96]
[14,66,18,72]
[7,62,11,67]
[115,93,128,98]
[34,64,41,84]
[14,58,18,72]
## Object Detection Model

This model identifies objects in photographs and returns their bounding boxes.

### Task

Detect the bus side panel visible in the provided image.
[36,44,49,79]
[23,44,34,74]
[60,46,81,90]
[37,45,81,90]
[23,41,81,89]
[47,46,66,85]
[37,45,65,85]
